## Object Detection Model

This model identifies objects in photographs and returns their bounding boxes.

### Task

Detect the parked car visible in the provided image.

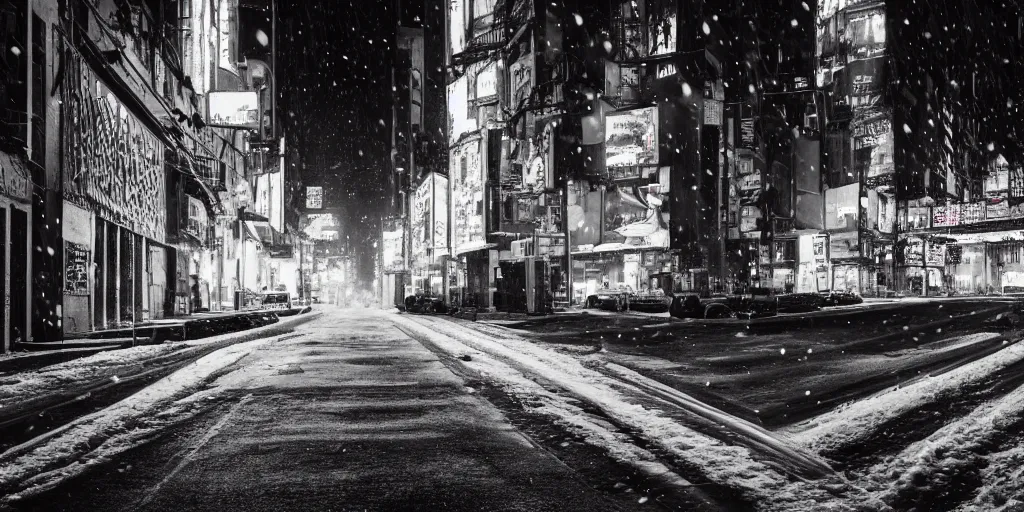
[259,291,293,311]
[669,293,734,319]
[404,294,448,314]
[776,293,824,313]
[820,290,864,307]
[586,287,633,311]
[628,290,672,313]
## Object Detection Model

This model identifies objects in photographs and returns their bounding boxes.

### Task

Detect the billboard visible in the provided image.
[825,183,859,232]
[382,220,405,273]
[303,213,339,241]
[451,139,485,255]
[411,178,430,267]
[306,186,323,209]
[604,167,671,248]
[411,174,449,266]
[208,91,259,128]
[567,182,602,251]
[605,107,659,168]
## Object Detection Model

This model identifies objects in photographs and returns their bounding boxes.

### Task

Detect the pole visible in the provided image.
[270,0,277,142]
[239,207,245,310]
[131,235,137,347]
[563,182,572,306]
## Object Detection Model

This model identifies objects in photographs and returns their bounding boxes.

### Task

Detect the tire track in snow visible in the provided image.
[393,313,883,511]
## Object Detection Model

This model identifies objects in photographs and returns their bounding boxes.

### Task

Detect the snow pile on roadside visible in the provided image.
[957,441,1024,511]
[790,337,1024,454]
[0,334,281,502]
[0,344,183,407]
[393,314,884,511]
[0,314,314,412]
[857,374,1024,507]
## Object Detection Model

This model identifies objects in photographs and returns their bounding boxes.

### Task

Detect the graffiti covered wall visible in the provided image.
[61,56,167,243]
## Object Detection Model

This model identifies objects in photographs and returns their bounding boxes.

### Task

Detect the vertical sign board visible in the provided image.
[433,173,449,253]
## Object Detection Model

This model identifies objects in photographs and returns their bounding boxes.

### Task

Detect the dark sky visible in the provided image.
[278,0,396,283]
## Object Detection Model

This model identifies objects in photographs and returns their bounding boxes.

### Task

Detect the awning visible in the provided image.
[243,221,264,244]
[454,241,498,255]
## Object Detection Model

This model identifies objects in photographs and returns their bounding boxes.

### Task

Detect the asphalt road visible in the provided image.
[473,298,1023,428]
[11,311,629,512]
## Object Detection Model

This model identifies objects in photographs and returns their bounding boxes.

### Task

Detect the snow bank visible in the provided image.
[0,334,287,502]
[858,369,1024,506]
[0,313,315,412]
[393,314,884,511]
[789,336,1024,454]
[957,441,1024,511]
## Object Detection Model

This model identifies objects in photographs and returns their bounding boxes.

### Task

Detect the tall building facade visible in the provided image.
[394,0,1024,309]
[0,0,285,351]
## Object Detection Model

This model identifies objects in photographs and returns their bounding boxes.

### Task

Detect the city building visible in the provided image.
[0,0,283,352]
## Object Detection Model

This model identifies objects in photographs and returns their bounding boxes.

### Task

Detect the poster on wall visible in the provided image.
[926,242,947,267]
[605,107,659,168]
[65,242,90,296]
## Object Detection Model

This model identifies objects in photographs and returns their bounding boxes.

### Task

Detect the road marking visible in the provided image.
[132,394,254,511]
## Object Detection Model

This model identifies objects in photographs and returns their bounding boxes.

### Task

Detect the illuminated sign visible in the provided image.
[208,91,259,128]
[605,107,659,168]
[306,186,323,209]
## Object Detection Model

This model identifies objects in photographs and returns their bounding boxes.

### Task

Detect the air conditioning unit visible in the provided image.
[511,239,534,259]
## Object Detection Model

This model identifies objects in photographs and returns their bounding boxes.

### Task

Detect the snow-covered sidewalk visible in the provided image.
[0,332,299,502]
[0,313,315,414]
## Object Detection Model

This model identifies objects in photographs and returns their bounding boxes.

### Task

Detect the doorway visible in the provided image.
[10,207,28,344]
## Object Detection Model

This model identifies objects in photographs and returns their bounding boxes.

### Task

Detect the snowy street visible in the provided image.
[3,304,1024,510]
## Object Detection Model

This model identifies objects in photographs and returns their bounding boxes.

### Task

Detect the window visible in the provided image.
[2,0,28,144]
[30,13,44,167]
